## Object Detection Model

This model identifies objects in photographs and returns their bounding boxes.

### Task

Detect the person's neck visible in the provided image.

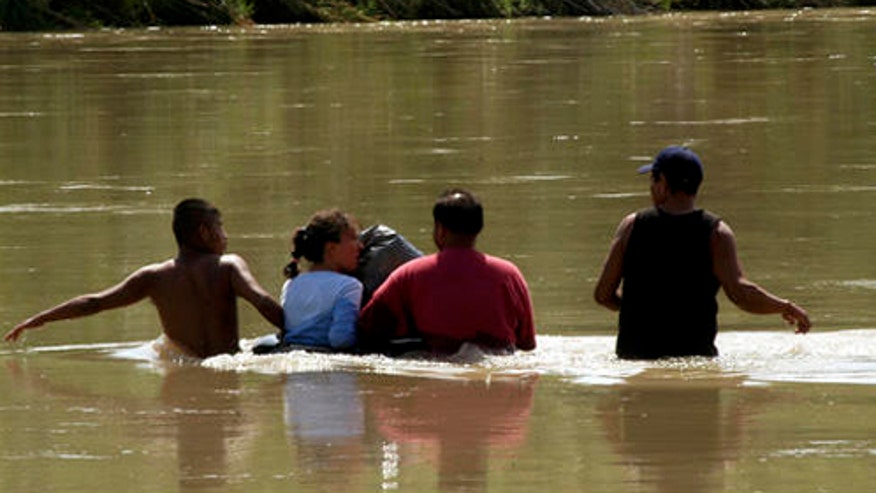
[177,245,217,260]
[438,235,477,250]
[309,263,334,273]
[657,195,697,215]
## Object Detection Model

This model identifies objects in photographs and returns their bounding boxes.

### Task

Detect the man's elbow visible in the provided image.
[594,288,618,310]
[723,289,743,308]
[722,280,754,311]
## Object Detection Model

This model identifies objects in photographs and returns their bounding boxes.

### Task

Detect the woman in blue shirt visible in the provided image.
[280,209,363,351]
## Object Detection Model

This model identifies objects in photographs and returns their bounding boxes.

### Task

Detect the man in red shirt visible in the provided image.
[357,189,536,355]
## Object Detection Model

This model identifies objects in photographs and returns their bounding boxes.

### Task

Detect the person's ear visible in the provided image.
[197,223,210,243]
[433,222,446,248]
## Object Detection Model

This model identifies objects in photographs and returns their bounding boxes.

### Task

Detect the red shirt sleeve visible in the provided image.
[510,270,537,351]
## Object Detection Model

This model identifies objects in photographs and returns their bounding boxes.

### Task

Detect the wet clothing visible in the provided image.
[281,271,363,350]
[357,246,536,355]
[618,207,722,359]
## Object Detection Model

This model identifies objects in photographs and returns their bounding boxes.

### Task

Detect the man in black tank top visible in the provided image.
[594,146,811,360]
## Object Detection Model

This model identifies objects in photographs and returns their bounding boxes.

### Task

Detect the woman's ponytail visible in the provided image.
[283,227,308,279]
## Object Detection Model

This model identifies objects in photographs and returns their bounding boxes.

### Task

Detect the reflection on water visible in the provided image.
[279,371,538,492]
[364,374,537,492]
[158,366,245,490]
[0,357,257,491]
[2,342,875,493]
[598,375,749,493]
[282,372,369,487]
[284,372,364,444]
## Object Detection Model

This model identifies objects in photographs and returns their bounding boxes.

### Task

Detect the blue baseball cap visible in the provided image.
[637,146,704,192]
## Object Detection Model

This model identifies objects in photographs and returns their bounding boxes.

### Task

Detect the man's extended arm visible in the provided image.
[4,266,155,342]
[711,221,811,333]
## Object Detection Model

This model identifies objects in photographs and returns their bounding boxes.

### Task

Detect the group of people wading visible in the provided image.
[5,146,811,360]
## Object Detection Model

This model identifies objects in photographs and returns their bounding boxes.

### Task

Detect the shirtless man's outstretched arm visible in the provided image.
[4,266,155,342]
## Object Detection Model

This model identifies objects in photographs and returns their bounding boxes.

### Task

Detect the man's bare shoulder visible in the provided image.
[145,258,176,269]
[217,253,251,274]
[101,259,175,300]
[217,253,259,284]
[615,212,637,240]
[128,259,175,279]
[714,219,733,235]
[711,219,736,247]
[218,253,245,265]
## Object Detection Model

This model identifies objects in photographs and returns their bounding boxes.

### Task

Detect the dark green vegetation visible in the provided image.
[0,0,861,31]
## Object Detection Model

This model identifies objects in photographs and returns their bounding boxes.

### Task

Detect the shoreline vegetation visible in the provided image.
[0,0,865,32]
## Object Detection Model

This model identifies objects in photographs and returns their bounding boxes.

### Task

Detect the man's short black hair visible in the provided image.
[173,198,220,248]
[433,189,483,236]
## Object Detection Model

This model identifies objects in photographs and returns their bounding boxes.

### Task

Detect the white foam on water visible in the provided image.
[715,329,876,385]
[17,329,876,387]
[216,329,876,386]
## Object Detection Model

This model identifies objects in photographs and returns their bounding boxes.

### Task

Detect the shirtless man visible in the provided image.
[4,198,283,358]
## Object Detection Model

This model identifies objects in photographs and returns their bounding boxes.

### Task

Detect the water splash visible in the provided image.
[11,329,874,387]
[200,329,876,386]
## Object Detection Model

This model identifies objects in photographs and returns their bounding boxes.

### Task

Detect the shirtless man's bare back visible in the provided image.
[4,198,283,359]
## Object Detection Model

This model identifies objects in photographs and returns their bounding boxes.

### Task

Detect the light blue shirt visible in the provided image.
[280,271,363,350]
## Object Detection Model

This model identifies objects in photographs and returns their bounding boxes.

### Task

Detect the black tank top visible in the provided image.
[617,207,721,359]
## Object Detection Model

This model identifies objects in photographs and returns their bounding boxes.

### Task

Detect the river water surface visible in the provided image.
[1,8,875,493]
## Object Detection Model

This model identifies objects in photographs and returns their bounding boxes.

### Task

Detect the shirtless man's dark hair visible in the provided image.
[5,198,283,358]
[173,198,220,251]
